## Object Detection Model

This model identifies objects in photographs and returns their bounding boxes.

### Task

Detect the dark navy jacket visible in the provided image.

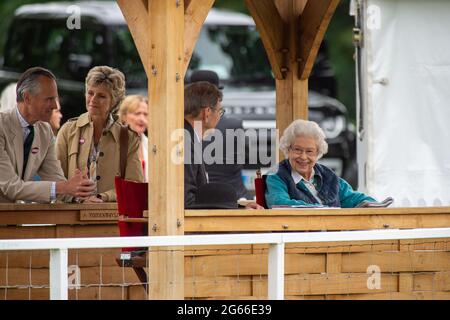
[265,159,375,208]
[275,159,341,207]
[184,120,208,208]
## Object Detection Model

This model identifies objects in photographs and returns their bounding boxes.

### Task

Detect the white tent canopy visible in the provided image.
[356,0,450,206]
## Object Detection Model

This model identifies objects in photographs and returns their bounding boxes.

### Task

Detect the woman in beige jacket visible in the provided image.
[56,66,144,202]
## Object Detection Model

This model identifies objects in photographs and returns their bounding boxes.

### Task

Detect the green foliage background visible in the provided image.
[0,0,356,122]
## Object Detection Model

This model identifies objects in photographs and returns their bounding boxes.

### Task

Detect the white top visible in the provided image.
[16,107,32,141]
[141,134,148,182]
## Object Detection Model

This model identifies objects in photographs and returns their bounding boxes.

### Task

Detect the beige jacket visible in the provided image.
[56,112,144,202]
[0,108,66,203]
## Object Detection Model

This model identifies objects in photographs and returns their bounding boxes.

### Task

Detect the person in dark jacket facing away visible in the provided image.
[184,81,263,209]
[184,81,224,208]
[265,119,376,208]
[189,70,252,199]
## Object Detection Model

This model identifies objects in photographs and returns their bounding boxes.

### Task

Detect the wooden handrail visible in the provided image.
[184,207,450,232]
[0,203,118,225]
[1,204,449,232]
[185,207,450,216]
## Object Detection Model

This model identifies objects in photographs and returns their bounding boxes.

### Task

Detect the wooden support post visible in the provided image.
[262,0,339,161]
[117,0,150,75]
[147,0,185,299]
[245,0,286,80]
[273,0,308,161]
[183,0,215,77]
[298,0,340,80]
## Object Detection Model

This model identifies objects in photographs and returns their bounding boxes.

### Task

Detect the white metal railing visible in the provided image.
[0,227,449,300]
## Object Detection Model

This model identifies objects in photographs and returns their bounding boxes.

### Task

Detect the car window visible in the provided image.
[111,24,274,89]
[4,20,42,70]
[187,25,274,86]
[4,18,106,81]
[112,26,147,87]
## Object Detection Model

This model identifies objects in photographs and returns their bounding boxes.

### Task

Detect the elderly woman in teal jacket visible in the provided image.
[265,119,376,208]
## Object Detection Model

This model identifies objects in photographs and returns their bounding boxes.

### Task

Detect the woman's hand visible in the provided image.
[245,202,264,210]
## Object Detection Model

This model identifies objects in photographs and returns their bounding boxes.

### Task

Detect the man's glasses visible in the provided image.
[210,106,225,117]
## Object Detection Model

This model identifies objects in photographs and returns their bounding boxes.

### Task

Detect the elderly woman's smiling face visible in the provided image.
[288,135,319,180]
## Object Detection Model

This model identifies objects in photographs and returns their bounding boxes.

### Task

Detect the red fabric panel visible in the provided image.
[254,177,267,209]
[115,176,148,252]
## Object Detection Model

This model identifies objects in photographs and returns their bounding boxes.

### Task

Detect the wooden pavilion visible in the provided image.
[118,0,343,299]
[0,0,449,300]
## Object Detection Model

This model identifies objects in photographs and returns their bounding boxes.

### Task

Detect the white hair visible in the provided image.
[279,119,328,159]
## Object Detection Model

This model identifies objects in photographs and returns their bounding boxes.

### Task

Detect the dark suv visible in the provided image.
[0,1,357,189]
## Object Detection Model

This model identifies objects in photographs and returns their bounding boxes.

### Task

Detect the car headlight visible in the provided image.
[319,115,345,139]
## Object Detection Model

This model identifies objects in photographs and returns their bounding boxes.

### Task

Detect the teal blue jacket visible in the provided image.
[265,173,376,208]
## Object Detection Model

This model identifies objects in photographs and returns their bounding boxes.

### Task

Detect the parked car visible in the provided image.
[0,1,357,190]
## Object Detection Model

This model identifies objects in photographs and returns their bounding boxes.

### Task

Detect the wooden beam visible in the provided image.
[298,0,340,79]
[273,0,308,157]
[185,214,450,232]
[184,207,450,232]
[147,0,185,300]
[245,0,286,80]
[117,0,150,76]
[183,0,215,76]
[326,253,342,274]
[185,206,450,216]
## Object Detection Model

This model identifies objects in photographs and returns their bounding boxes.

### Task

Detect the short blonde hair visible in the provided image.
[85,66,126,112]
[118,95,148,123]
[279,119,328,159]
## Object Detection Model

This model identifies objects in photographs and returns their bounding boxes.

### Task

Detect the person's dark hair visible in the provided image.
[184,81,223,117]
[189,70,223,89]
[16,67,56,103]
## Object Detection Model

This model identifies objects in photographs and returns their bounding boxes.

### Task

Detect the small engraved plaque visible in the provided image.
[80,210,119,221]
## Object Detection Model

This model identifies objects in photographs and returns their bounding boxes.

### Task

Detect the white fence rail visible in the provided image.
[1,228,449,300]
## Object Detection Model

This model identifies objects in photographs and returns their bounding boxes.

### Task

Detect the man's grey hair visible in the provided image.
[16,67,56,102]
[279,119,328,159]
